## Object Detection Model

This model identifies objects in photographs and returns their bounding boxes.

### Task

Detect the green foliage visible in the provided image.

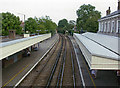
[58,19,68,28]
[76,4,101,33]
[25,17,38,33]
[37,24,46,34]
[68,20,75,30]
[25,16,57,35]
[0,13,2,35]
[1,12,57,36]
[2,12,22,36]
[57,19,75,35]
[57,19,68,34]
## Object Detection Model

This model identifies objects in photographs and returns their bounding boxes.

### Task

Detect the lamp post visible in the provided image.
[17,13,25,33]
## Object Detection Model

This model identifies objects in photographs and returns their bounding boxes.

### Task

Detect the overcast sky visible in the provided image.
[0,0,117,24]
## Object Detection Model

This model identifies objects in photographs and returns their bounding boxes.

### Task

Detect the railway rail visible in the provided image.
[16,34,82,87]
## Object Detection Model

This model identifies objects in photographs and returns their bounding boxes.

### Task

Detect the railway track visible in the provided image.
[17,34,82,87]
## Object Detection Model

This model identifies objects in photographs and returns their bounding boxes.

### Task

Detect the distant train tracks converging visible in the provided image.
[17,34,82,87]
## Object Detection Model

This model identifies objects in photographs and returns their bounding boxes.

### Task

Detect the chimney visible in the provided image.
[106,7,111,15]
[118,0,120,10]
[9,30,16,39]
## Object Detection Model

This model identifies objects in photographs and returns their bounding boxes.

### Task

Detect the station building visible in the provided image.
[98,0,120,37]
[73,1,120,76]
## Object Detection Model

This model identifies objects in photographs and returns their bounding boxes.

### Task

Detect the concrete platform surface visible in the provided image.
[2,34,59,87]
[69,36,119,87]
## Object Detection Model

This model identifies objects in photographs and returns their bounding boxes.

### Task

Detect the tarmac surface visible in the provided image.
[2,34,59,87]
[70,36,119,87]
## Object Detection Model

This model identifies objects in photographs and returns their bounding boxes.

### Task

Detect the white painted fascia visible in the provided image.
[98,14,120,22]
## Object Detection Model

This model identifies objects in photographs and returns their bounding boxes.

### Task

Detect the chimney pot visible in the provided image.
[9,30,16,39]
[106,7,111,16]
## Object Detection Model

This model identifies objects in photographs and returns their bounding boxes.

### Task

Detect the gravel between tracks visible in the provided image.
[18,34,82,87]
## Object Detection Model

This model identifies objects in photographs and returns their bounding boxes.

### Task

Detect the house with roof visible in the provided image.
[98,0,120,37]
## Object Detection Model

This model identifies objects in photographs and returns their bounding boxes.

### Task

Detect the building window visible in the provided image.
[104,22,107,32]
[118,21,120,33]
[103,22,105,32]
[106,22,107,32]
[111,21,115,33]
[98,22,101,32]
[100,22,102,32]
[104,23,106,32]
[107,21,110,32]
[102,23,104,32]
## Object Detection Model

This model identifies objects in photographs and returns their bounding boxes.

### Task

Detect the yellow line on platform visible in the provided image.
[2,64,29,88]
[82,57,96,88]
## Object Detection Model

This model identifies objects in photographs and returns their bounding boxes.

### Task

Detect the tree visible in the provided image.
[57,19,75,35]
[67,20,75,35]
[0,13,2,35]
[2,12,22,35]
[68,20,75,29]
[58,19,68,28]
[37,16,57,35]
[57,19,68,34]
[37,24,46,34]
[69,20,76,25]
[25,17,38,33]
[76,4,101,33]
[1,12,57,35]
[25,16,57,35]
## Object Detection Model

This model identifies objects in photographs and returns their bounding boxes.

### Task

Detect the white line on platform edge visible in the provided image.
[13,37,59,88]
[70,38,86,88]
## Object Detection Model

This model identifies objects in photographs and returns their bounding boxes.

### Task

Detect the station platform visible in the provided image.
[82,32,120,55]
[2,34,59,87]
[69,36,119,87]
[73,33,120,70]
[0,33,51,60]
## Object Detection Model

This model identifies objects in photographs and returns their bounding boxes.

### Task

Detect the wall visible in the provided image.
[98,15,120,37]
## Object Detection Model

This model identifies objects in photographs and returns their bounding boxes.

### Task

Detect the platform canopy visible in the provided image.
[0,33,51,60]
[82,32,120,55]
[74,33,120,70]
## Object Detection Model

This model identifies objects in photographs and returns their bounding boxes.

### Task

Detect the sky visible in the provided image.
[0,0,118,24]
